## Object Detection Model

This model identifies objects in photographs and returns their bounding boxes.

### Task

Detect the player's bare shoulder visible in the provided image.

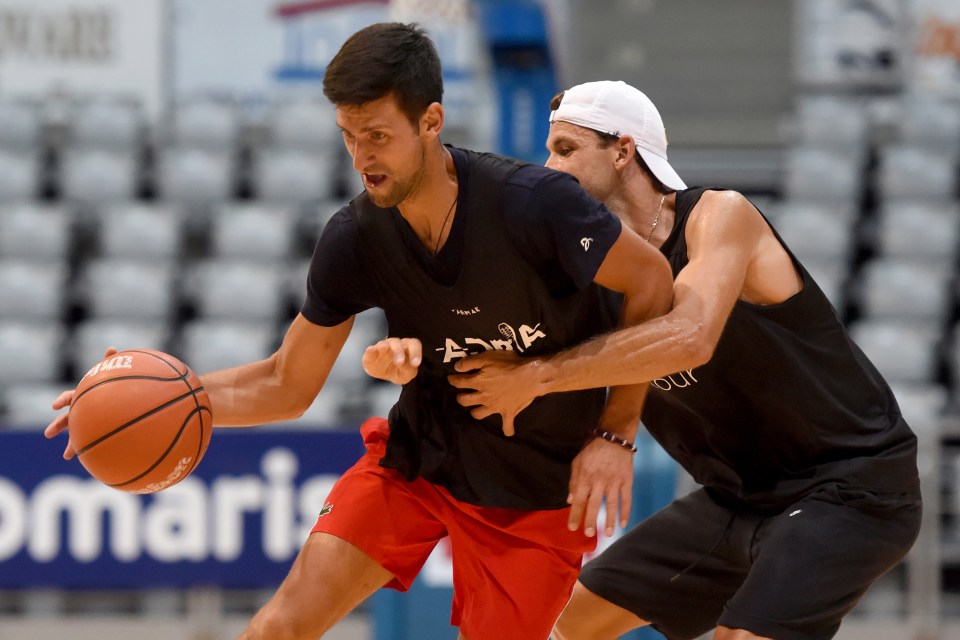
[686,189,766,244]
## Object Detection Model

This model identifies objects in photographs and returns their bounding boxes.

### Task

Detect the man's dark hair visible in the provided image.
[550,90,669,194]
[323,23,443,126]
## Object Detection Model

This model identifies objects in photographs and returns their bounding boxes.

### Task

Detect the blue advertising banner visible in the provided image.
[0,429,364,589]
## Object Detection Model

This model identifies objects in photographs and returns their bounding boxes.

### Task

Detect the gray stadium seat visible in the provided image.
[873,201,960,262]
[774,200,856,264]
[325,308,387,387]
[97,203,183,262]
[782,146,863,204]
[888,383,947,426]
[897,94,960,151]
[0,322,63,385]
[292,385,347,427]
[0,151,40,202]
[60,148,139,205]
[253,148,337,205]
[184,259,286,322]
[69,97,145,152]
[78,258,178,321]
[791,95,870,152]
[368,381,402,418]
[287,258,312,309]
[803,260,847,313]
[176,319,277,374]
[165,98,241,152]
[853,258,952,324]
[1,382,71,430]
[210,203,295,261]
[0,204,72,261]
[876,145,957,201]
[0,99,43,152]
[156,147,234,209]
[266,99,339,152]
[0,260,67,322]
[849,319,940,386]
[71,319,171,378]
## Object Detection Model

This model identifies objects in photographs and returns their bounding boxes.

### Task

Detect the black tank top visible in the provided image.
[353,150,619,509]
[642,187,919,510]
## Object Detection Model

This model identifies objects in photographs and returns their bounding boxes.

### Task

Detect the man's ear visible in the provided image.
[615,135,636,170]
[421,102,445,137]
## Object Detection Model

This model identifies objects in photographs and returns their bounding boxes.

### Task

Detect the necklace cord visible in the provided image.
[433,195,457,255]
[646,194,666,243]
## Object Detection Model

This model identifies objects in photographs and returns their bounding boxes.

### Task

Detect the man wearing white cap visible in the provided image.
[450,80,921,640]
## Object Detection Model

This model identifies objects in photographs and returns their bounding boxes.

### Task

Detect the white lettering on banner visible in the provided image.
[143,478,207,562]
[0,447,340,564]
[0,0,164,119]
[29,477,140,562]
[0,8,112,62]
[0,477,26,562]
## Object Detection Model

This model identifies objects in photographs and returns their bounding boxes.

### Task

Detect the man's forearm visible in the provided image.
[530,311,705,396]
[201,357,312,427]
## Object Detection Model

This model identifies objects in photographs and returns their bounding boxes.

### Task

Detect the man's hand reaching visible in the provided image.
[362,337,422,385]
[448,350,542,437]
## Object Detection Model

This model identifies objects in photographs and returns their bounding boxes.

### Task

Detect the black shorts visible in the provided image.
[579,485,922,640]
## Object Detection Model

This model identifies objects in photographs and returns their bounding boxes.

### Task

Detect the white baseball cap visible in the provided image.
[549,80,686,191]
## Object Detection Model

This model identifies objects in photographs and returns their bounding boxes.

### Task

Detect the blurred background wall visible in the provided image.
[0,0,959,638]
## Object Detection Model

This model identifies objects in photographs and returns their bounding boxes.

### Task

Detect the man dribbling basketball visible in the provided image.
[47,24,674,640]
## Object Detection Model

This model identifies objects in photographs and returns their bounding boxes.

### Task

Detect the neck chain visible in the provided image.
[433,194,458,255]
[646,194,666,243]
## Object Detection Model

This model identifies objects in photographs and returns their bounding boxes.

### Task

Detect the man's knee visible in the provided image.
[239,604,327,640]
[552,581,647,640]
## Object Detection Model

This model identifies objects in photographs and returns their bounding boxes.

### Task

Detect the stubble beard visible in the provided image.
[366,143,427,209]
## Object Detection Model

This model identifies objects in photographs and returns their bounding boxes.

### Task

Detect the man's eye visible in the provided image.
[559,147,573,157]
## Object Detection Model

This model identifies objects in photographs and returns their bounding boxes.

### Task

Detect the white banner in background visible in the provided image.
[172,0,390,109]
[0,0,164,117]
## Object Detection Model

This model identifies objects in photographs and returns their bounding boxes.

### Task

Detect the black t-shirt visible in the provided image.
[300,147,624,509]
[301,146,620,326]
[642,187,920,511]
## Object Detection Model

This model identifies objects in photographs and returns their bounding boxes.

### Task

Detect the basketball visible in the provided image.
[68,349,213,494]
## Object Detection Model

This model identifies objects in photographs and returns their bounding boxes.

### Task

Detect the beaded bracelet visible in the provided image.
[592,428,638,453]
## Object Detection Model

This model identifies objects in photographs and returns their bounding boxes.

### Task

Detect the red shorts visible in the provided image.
[311,417,596,640]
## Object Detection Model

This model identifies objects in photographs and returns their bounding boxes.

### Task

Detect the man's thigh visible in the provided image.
[311,417,449,590]
[447,503,593,640]
[721,488,922,640]
[578,488,750,640]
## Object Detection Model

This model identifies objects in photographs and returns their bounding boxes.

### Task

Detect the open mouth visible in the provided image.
[363,173,387,189]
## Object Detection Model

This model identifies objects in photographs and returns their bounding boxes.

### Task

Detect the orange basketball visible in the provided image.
[68,349,213,494]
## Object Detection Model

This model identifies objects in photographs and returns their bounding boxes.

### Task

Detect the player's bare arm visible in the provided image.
[560,221,672,536]
[200,313,354,427]
[362,337,423,385]
[449,190,795,420]
[43,314,350,458]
